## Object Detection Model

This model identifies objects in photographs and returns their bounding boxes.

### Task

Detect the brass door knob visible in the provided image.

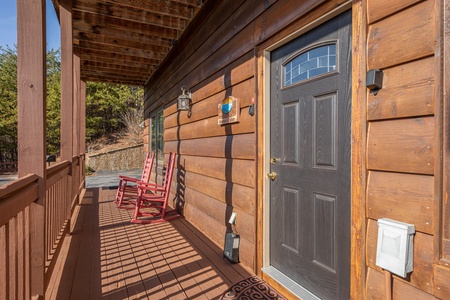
[267,171,277,181]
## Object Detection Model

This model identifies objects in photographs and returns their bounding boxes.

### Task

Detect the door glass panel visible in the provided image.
[284,44,336,87]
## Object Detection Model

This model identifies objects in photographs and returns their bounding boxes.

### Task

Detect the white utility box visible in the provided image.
[376,218,415,278]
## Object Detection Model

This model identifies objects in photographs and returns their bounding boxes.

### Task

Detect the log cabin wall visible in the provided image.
[143,0,347,271]
[365,0,450,299]
[144,0,450,298]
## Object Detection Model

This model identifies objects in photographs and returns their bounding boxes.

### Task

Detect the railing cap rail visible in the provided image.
[0,173,39,199]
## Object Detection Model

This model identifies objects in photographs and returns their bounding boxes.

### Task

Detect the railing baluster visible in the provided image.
[8,220,16,299]
[17,211,25,300]
[0,226,6,300]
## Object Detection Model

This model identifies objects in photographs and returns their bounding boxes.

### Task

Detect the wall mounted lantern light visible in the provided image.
[177,86,192,112]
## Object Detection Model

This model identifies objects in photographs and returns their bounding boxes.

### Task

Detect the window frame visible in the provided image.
[149,109,164,181]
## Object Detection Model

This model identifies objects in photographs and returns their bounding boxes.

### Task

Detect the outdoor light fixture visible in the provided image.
[366,69,383,95]
[223,232,240,263]
[177,86,192,112]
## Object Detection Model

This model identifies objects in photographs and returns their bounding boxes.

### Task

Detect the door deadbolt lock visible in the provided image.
[270,157,278,165]
[267,171,277,181]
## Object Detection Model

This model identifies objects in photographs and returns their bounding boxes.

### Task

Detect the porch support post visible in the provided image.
[60,0,74,215]
[60,0,73,162]
[73,47,81,202]
[73,48,80,158]
[80,79,86,188]
[16,0,47,298]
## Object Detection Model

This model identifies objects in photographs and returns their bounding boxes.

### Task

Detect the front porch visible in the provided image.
[46,187,253,299]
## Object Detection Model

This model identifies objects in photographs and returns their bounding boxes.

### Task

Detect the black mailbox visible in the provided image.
[46,155,56,163]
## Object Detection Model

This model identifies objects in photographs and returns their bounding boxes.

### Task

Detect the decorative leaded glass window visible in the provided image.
[284,44,336,87]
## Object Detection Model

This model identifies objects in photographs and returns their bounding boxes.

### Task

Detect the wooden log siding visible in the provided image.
[144,0,448,298]
[367,57,435,121]
[145,0,326,115]
[144,0,351,281]
[365,0,445,298]
[367,0,436,70]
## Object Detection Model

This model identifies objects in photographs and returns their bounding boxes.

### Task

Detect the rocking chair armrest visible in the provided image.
[137,181,165,192]
[118,175,140,182]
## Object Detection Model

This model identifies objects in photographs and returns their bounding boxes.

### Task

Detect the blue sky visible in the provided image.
[0,0,61,51]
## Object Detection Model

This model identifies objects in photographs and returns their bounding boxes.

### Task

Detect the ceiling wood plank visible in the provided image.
[82,61,154,74]
[78,0,196,19]
[73,1,186,30]
[80,54,159,70]
[82,70,145,81]
[73,11,180,39]
[76,33,168,54]
[83,76,145,86]
[82,70,150,82]
[73,26,173,48]
[76,41,166,60]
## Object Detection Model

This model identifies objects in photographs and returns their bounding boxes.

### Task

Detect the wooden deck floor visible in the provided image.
[46,187,253,300]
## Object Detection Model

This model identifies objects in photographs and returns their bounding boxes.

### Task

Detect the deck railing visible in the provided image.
[45,160,71,279]
[0,155,85,299]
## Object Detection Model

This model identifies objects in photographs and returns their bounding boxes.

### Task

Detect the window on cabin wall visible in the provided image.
[150,110,164,176]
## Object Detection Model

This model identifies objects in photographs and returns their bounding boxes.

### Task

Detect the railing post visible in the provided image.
[17,0,47,298]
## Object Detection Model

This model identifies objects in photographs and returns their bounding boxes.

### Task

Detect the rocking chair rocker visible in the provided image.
[115,151,155,209]
[131,152,180,224]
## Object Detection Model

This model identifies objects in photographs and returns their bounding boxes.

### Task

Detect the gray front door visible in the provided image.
[269,11,351,300]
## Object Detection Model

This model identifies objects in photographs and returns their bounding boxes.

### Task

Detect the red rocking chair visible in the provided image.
[115,152,155,209]
[131,152,180,224]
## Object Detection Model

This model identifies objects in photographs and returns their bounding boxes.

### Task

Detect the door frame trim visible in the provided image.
[255,1,367,298]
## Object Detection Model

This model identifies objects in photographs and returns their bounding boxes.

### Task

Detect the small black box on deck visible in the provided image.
[223,233,240,263]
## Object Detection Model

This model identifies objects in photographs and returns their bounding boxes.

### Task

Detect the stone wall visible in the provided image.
[87,144,144,171]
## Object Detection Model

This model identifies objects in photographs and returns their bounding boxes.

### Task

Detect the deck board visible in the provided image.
[45,187,253,299]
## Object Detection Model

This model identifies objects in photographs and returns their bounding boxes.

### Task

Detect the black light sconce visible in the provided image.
[177,86,192,112]
[366,69,383,95]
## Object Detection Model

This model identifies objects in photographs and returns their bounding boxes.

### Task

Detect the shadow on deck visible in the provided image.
[46,187,253,299]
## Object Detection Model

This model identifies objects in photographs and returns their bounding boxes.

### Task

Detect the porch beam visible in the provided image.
[16,0,47,297]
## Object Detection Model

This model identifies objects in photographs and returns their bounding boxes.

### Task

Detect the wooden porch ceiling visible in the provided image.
[51,0,206,86]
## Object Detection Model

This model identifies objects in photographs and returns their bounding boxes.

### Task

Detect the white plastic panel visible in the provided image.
[376,218,415,277]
